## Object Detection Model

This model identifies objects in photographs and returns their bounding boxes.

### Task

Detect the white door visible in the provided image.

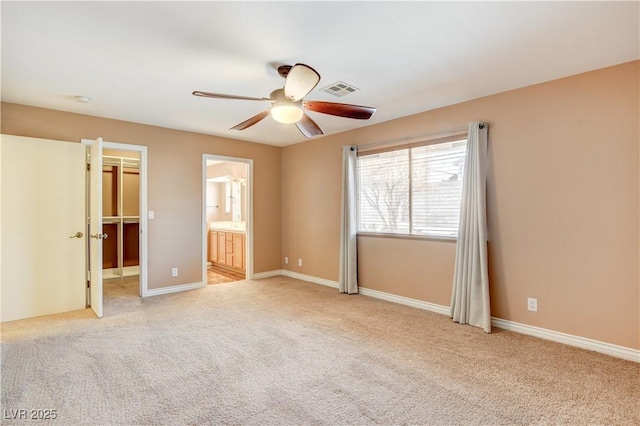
[0,135,86,322]
[88,137,104,317]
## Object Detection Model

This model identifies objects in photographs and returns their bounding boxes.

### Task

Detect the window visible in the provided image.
[357,138,467,238]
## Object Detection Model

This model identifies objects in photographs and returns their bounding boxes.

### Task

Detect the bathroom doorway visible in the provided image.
[202,155,252,284]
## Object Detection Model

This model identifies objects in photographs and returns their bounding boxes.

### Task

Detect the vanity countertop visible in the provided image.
[209,221,246,233]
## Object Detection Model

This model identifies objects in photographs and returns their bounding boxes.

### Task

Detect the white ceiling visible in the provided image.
[2,1,638,147]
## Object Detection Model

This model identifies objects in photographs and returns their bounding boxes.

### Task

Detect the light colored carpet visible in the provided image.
[1,276,638,425]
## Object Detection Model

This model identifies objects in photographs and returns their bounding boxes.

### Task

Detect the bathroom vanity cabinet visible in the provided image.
[208,230,245,272]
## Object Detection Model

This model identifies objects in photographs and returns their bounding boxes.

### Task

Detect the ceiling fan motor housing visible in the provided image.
[277,65,292,78]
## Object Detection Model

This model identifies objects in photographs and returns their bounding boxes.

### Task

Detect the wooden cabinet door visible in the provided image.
[208,231,217,262]
[232,233,244,270]
[225,233,233,266]
[217,232,226,264]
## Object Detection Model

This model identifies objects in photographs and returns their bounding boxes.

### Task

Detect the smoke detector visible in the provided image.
[74,95,92,103]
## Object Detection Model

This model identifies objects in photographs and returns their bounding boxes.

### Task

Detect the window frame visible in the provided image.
[356,134,468,241]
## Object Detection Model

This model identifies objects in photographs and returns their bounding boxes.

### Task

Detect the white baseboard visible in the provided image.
[281,270,339,288]
[273,272,639,363]
[358,287,451,316]
[252,269,340,288]
[143,282,205,297]
[491,317,640,363]
[251,270,284,280]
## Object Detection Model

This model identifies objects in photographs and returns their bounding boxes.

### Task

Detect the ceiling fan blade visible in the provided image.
[193,91,271,102]
[302,100,376,120]
[284,64,320,102]
[296,113,324,138]
[230,109,271,130]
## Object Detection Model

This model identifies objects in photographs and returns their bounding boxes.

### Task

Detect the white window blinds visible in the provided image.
[357,138,467,238]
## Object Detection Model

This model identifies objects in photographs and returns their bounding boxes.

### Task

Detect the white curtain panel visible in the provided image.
[339,146,358,294]
[450,122,491,333]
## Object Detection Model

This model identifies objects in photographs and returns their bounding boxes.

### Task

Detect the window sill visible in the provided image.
[356,232,457,243]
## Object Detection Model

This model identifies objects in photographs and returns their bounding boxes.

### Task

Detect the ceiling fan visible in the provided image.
[193,63,376,138]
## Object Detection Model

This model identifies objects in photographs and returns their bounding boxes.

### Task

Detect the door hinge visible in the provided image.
[87,270,91,282]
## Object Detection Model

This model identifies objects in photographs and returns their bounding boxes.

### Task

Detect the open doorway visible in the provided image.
[100,144,147,309]
[203,155,252,284]
[82,138,148,316]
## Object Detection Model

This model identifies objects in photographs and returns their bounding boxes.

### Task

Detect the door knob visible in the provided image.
[69,231,84,239]
[90,233,108,240]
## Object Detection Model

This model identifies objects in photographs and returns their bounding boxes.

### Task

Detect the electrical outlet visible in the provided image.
[298,258,302,267]
[172,267,178,277]
[527,297,537,312]
[284,257,288,264]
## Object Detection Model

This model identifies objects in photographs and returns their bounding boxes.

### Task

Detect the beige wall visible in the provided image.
[1,103,282,288]
[281,61,639,349]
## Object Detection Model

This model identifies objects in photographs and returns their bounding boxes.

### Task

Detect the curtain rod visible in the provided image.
[351,123,486,151]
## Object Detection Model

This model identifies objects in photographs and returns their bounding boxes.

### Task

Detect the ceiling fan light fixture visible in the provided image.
[270,103,303,124]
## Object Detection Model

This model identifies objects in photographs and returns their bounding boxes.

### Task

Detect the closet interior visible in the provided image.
[102,151,140,279]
